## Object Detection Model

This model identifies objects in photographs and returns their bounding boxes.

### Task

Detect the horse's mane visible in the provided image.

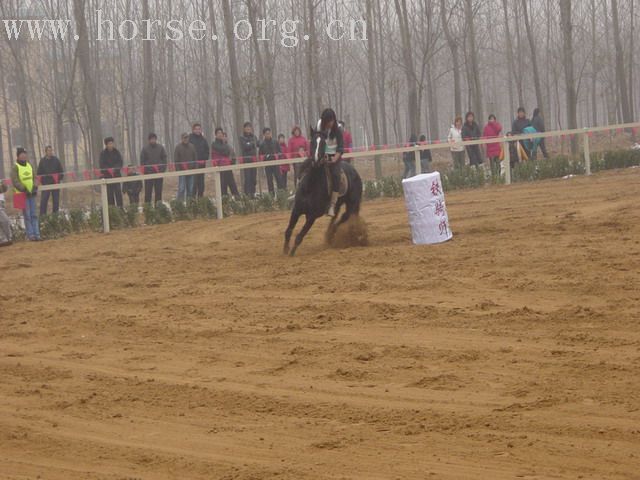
[298,160,325,194]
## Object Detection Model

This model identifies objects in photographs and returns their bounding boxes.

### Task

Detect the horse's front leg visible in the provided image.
[284,208,301,255]
[290,215,318,257]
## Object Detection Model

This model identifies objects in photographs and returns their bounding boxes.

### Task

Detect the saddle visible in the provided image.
[325,164,349,198]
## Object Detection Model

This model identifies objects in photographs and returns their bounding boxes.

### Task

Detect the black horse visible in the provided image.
[283,128,363,257]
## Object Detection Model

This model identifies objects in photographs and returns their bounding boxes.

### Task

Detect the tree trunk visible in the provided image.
[365,0,382,177]
[611,0,632,123]
[521,0,544,112]
[142,0,156,137]
[394,0,419,136]
[221,0,244,149]
[73,0,102,169]
[590,0,598,126]
[440,0,462,116]
[560,0,578,152]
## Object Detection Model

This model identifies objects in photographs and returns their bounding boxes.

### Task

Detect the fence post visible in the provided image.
[583,130,592,176]
[414,149,421,176]
[503,139,511,185]
[100,181,110,233]
[214,170,223,220]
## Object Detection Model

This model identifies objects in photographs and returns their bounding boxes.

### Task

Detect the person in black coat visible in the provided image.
[532,108,550,159]
[122,165,143,205]
[462,112,483,167]
[189,123,210,199]
[259,127,282,195]
[140,133,168,205]
[403,134,418,179]
[240,122,259,196]
[511,107,531,135]
[99,137,124,208]
[37,145,64,215]
[419,135,433,173]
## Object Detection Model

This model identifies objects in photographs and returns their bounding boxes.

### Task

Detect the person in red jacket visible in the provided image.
[277,134,290,190]
[483,114,503,178]
[287,126,309,187]
[339,120,353,152]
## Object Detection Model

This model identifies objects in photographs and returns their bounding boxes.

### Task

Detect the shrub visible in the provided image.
[40,212,71,240]
[108,206,126,230]
[143,203,157,225]
[186,198,200,219]
[603,150,640,170]
[275,190,291,211]
[196,197,216,218]
[443,166,487,190]
[170,199,189,221]
[511,161,538,183]
[380,176,403,198]
[364,180,381,199]
[124,204,139,228]
[88,208,103,232]
[69,209,87,233]
[11,219,26,242]
[155,202,173,224]
[256,193,276,212]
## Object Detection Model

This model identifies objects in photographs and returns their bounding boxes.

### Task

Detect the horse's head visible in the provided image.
[309,126,327,167]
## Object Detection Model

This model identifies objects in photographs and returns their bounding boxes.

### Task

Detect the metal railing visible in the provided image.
[33,121,639,233]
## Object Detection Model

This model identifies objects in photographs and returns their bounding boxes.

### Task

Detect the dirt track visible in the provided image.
[2,169,640,479]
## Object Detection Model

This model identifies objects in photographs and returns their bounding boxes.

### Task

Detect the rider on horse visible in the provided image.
[317,108,344,217]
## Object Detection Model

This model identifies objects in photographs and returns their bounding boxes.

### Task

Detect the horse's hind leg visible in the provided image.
[290,215,317,257]
[284,209,301,255]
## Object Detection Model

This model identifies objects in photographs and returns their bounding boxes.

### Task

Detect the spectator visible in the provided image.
[0,183,13,246]
[140,133,168,205]
[189,123,209,199]
[37,145,64,215]
[511,107,530,135]
[483,114,503,177]
[122,165,143,205]
[277,133,290,190]
[531,108,550,159]
[175,133,197,201]
[403,133,418,179]
[240,122,259,196]
[462,112,483,167]
[448,116,465,169]
[211,127,240,197]
[522,125,541,160]
[419,135,432,173]
[11,148,41,241]
[99,137,124,208]
[288,126,309,187]
[339,120,353,152]
[259,127,282,195]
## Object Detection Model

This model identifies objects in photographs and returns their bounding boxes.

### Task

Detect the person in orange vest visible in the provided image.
[11,147,41,241]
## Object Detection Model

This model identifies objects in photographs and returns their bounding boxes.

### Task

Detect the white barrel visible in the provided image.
[402,172,453,245]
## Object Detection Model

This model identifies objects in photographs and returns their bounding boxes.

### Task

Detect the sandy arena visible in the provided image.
[1,169,639,479]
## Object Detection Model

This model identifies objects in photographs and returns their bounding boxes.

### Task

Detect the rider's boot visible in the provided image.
[328,192,340,217]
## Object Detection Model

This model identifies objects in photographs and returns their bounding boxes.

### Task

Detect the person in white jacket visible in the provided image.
[0,183,13,246]
[448,116,466,170]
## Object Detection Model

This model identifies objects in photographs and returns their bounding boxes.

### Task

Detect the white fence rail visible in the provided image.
[34,122,639,233]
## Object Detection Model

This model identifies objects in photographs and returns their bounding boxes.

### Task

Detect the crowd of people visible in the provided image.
[0,116,355,245]
[0,105,552,246]
[403,106,550,179]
